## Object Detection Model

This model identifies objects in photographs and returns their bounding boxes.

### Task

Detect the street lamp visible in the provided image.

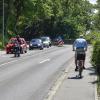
[2,0,4,47]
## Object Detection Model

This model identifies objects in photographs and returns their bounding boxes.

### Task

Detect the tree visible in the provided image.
[0,0,3,34]
[3,0,94,40]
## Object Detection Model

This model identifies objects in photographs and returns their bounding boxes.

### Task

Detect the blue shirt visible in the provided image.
[73,38,87,49]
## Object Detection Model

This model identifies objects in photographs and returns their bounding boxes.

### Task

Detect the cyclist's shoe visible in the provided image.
[75,67,78,71]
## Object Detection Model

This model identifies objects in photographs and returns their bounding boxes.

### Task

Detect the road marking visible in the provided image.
[0,46,60,67]
[0,51,50,67]
[44,72,67,100]
[39,59,50,64]
[44,59,74,100]
[0,60,18,67]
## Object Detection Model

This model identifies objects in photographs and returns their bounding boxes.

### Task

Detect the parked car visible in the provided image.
[29,39,44,50]
[6,37,27,54]
[40,36,52,48]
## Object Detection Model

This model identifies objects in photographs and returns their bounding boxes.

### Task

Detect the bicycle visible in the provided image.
[73,48,86,78]
[77,58,84,78]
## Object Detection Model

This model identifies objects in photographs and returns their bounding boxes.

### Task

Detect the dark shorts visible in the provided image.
[75,48,86,60]
[76,53,85,60]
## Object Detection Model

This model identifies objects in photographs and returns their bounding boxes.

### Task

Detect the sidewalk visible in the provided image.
[48,49,98,100]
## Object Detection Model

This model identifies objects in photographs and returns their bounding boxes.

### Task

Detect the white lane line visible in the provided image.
[0,60,18,67]
[39,59,50,64]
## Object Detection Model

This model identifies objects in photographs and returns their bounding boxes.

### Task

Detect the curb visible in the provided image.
[44,57,74,100]
[88,46,99,100]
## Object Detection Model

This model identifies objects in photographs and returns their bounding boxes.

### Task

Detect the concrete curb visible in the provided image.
[89,46,99,100]
[88,46,99,100]
[44,58,74,100]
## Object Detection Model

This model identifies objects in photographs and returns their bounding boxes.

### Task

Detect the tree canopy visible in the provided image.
[0,0,95,41]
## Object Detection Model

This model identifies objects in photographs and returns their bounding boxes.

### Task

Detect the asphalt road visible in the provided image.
[0,45,74,100]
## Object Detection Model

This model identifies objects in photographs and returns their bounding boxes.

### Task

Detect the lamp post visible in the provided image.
[2,0,4,47]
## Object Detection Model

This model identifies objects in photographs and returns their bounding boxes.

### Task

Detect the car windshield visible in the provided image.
[41,37,49,41]
[31,39,41,43]
[55,37,62,41]
[41,38,47,41]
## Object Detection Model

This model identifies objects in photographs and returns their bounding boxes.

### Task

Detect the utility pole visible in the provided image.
[2,0,4,47]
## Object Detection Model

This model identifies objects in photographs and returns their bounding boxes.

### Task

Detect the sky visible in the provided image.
[88,0,97,4]
[88,0,98,13]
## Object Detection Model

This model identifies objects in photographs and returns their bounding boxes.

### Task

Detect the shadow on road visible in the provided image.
[85,66,95,71]
[67,76,83,80]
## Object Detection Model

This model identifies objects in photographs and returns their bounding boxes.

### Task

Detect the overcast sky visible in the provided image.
[89,0,97,4]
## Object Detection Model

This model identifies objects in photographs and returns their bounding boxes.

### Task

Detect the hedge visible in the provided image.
[91,40,100,78]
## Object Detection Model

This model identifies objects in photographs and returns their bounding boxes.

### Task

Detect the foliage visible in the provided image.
[92,0,100,31]
[0,0,94,42]
[91,40,100,76]
[0,0,3,34]
[85,31,100,43]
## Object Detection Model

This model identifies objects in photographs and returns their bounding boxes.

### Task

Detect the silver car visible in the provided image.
[41,37,52,48]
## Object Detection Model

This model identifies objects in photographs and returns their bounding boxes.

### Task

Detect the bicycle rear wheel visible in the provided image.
[78,60,83,78]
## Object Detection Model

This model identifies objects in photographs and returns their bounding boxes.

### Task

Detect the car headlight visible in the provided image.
[38,44,41,46]
[30,43,32,46]
[43,41,47,44]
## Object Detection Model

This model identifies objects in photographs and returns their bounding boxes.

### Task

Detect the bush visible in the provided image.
[0,32,16,49]
[91,40,100,77]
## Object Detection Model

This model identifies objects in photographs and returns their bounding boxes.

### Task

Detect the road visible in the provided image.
[0,45,74,100]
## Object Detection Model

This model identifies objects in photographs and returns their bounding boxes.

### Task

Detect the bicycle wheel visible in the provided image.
[78,60,83,78]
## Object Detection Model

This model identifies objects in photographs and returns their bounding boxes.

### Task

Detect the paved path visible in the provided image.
[46,48,98,100]
[0,47,99,100]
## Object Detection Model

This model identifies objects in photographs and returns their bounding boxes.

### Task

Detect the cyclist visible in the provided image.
[73,35,88,71]
[16,35,22,52]
[13,40,20,55]
[16,35,21,45]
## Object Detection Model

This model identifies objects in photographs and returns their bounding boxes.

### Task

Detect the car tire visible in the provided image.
[49,44,51,47]
[29,47,32,50]
[25,50,27,53]
[6,52,9,54]
[40,48,43,50]
[47,45,49,48]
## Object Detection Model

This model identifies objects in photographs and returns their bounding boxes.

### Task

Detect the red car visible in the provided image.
[6,37,27,54]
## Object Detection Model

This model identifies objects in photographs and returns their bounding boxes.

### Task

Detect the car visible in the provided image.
[53,37,64,46]
[40,36,52,48]
[29,39,44,50]
[6,37,27,54]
